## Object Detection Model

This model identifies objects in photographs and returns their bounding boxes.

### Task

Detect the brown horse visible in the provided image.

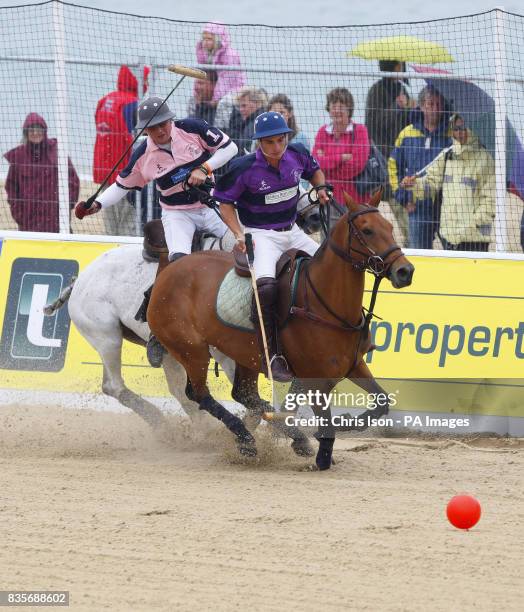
[148,190,414,469]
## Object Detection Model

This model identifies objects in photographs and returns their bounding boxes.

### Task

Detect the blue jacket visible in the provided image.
[388,109,451,205]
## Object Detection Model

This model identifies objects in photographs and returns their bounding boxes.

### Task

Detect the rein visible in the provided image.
[290,205,405,375]
[291,206,403,337]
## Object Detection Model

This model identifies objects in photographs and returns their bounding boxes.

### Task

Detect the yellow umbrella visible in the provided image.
[349,35,454,64]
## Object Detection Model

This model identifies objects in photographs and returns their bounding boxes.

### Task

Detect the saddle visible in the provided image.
[233,246,311,327]
[142,219,219,261]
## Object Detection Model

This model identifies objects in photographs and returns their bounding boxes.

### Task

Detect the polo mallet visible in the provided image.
[244,234,275,410]
[414,145,453,178]
[84,64,208,209]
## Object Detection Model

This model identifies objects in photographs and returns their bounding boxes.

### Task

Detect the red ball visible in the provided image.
[446,495,481,530]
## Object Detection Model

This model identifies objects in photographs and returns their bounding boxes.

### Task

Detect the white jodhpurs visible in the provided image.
[246,224,319,280]
[161,206,228,256]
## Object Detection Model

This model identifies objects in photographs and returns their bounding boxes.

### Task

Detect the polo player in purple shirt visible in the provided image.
[214,111,329,382]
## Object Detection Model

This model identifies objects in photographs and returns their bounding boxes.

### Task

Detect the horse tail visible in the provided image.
[43,276,77,315]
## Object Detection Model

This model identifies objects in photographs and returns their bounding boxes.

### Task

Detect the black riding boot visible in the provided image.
[252,278,293,383]
[144,252,186,368]
[146,334,165,368]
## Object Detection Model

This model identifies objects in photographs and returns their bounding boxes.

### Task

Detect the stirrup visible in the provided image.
[269,354,293,382]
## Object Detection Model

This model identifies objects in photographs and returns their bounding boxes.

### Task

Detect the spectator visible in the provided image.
[4,112,79,233]
[93,64,149,236]
[388,86,451,249]
[196,23,246,107]
[268,94,310,150]
[401,114,495,252]
[365,60,415,244]
[312,87,370,205]
[228,86,268,155]
[187,69,218,124]
[214,88,241,132]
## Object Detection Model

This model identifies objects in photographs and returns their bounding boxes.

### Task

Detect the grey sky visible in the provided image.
[1,0,521,25]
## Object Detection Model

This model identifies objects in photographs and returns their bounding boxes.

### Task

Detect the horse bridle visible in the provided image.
[328,206,404,277]
[293,205,406,374]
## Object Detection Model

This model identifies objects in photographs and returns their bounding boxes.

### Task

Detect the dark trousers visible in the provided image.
[441,237,489,252]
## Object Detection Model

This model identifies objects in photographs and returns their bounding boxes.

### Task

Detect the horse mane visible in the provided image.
[310,208,348,263]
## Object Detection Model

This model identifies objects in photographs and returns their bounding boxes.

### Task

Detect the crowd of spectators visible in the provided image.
[3,21,516,252]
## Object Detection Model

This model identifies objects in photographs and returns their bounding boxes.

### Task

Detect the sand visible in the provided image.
[0,404,522,611]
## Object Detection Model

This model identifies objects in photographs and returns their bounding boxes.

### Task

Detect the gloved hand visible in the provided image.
[394,188,413,206]
[74,200,101,220]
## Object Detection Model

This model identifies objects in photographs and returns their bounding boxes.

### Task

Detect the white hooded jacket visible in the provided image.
[412,130,495,245]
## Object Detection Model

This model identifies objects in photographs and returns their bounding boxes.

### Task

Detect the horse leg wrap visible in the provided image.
[316,437,335,471]
[199,395,256,455]
[185,377,197,402]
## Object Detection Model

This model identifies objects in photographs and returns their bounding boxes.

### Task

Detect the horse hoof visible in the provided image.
[238,442,258,457]
[237,435,257,457]
[149,415,168,430]
[315,448,333,470]
[291,438,315,457]
[316,437,335,470]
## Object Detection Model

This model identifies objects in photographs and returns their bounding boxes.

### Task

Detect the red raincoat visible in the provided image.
[4,113,80,233]
[93,65,150,184]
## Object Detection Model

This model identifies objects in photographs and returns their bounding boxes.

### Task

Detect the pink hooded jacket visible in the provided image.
[195,22,246,103]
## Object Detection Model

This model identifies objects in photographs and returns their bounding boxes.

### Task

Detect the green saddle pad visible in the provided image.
[216,269,254,332]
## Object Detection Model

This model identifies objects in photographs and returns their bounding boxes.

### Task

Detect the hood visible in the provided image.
[5,113,55,163]
[23,112,47,131]
[117,65,137,94]
[201,22,231,50]
[117,65,150,95]
[452,129,481,155]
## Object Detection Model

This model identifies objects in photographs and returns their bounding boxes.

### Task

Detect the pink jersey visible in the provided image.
[117,119,230,210]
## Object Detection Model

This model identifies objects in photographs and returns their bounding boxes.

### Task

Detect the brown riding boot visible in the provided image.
[252,278,293,383]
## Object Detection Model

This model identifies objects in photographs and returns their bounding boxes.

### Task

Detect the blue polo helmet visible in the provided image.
[252,112,293,140]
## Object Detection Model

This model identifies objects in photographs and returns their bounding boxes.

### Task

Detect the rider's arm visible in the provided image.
[206,139,238,172]
[96,182,129,208]
[188,139,238,185]
[309,169,327,189]
[219,203,244,241]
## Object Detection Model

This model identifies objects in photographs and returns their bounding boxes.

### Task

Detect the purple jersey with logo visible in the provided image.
[213,143,319,229]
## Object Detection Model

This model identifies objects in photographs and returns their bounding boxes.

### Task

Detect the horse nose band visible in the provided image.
[345,208,404,277]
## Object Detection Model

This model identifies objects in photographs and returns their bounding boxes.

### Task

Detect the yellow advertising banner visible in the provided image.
[0,238,172,396]
[365,255,524,378]
[0,239,523,418]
